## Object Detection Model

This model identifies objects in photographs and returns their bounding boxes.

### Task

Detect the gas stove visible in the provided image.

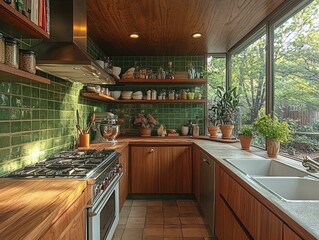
[3,149,122,202]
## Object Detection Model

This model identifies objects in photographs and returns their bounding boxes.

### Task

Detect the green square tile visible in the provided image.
[11,134,21,145]
[0,109,10,120]
[0,148,10,162]
[22,121,31,131]
[32,121,40,130]
[0,122,10,133]
[31,99,39,108]
[40,99,48,109]
[48,120,54,128]
[21,110,31,120]
[40,110,47,119]
[32,110,40,119]
[0,82,11,93]
[22,85,31,97]
[22,97,31,108]
[21,133,31,144]
[11,83,21,95]
[40,120,47,129]
[0,136,10,148]
[11,146,21,159]
[11,121,21,133]
[32,131,40,141]
[31,88,39,98]
[10,109,21,120]
[0,94,10,106]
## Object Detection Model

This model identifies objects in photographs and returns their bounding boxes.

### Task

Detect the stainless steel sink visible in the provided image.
[224,159,308,177]
[253,176,319,201]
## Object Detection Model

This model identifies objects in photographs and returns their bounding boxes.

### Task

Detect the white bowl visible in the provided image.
[95,60,105,69]
[121,91,133,99]
[113,66,121,76]
[112,91,121,99]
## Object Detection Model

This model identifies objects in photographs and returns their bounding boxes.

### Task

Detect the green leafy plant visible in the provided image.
[238,124,255,136]
[253,114,292,142]
[210,86,240,125]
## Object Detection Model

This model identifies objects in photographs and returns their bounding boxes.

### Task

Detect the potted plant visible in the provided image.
[207,104,219,138]
[213,86,240,139]
[134,112,158,136]
[253,114,292,157]
[238,124,255,150]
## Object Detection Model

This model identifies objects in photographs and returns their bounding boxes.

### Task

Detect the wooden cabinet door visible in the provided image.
[130,146,159,193]
[218,167,283,240]
[119,146,129,210]
[215,195,250,240]
[192,144,201,200]
[159,146,192,193]
[283,224,303,240]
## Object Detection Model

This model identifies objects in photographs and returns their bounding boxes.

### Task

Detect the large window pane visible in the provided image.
[207,55,226,100]
[274,0,319,160]
[231,33,266,146]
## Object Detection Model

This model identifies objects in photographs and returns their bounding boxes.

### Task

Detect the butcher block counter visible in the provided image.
[0,179,89,240]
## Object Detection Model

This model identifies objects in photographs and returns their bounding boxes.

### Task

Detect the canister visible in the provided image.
[0,33,4,64]
[19,49,36,74]
[5,37,19,69]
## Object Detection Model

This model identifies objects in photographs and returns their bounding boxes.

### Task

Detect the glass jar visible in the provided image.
[0,33,4,64]
[19,49,36,74]
[180,89,187,100]
[5,37,19,69]
[168,90,175,100]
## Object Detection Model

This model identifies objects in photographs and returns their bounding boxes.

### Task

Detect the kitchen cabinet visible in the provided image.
[119,146,129,210]
[0,2,51,84]
[40,186,89,240]
[130,145,192,193]
[216,165,283,240]
[283,224,303,240]
[192,144,201,201]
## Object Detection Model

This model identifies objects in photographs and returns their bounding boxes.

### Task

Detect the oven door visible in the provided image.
[87,174,121,240]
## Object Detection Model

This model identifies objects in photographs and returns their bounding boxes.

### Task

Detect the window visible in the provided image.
[231,32,267,146]
[274,0,319,159]
[207,55,226,100]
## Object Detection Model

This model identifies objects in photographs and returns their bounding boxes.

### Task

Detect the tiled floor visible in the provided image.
[113,199,213,240]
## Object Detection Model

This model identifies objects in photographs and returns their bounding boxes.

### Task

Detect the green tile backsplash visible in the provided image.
[0,74,107,175]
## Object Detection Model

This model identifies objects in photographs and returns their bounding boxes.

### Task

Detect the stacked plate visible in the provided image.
[121,91,133,100]
[132,91,143,100]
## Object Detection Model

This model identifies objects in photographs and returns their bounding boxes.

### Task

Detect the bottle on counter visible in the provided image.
[188,120,193,136]
[192,116,199,137]
[166,61,174,79]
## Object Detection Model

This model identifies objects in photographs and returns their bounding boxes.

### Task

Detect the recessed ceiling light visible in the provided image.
[130,33,139,39]
[192,33,202,38]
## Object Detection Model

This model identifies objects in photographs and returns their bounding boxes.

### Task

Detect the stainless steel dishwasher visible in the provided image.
[200,151,215,234]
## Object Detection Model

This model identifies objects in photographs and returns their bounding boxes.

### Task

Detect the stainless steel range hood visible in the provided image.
[32,0,116,84]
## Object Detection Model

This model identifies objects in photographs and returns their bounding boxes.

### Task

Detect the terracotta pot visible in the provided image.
[219,124,234,139]
[238,135,253,150]
[207,126,219,138]
[267,139,280,158]
[139,127,152,136]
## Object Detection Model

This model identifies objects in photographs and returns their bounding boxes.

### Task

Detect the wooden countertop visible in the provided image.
[0,179,87,240]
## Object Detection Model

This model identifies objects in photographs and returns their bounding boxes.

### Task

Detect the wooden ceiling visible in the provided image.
[87,0,284,56]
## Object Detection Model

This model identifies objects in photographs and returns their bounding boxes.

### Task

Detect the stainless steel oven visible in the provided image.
[87,173,122,240]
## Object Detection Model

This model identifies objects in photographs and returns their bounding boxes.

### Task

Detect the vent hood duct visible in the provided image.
[32,0,116,84]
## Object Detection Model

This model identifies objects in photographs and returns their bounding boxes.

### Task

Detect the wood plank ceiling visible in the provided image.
[87,0,284,56]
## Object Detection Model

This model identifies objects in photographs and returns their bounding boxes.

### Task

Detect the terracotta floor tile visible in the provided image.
[164,217,180,225]
[148,206,164,213]
[123,200,133,207]
[118,215,128,225]
[132,200,148,206]
[143,227,164,238]
[163,207,179,217]
[182,228,203,238]
[178,206,201,217]
[121,228,144,240]
[163,228,182,238]
[126,217,145,228]
[163,238,183,240]
[113,228,124,238]
[163,200,177,207]
[176,200,197,207]
[146,217,164,225]
[129,206,147,217]
[201,226,212,237]
[164,224,182,229]
[148,200,163,206]
[180,217,204,225]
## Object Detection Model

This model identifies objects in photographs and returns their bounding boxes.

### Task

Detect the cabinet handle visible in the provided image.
[149,148,154,153]
[203,158,210,165]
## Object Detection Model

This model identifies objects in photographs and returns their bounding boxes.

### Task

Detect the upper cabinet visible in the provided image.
[0,1,51,84]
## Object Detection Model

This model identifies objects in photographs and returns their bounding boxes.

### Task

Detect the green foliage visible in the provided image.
[209,86,240,125]
[253,114,292,142]
[238,124,255,136]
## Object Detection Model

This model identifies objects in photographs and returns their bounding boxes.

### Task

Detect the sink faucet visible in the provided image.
[302,156,319,173]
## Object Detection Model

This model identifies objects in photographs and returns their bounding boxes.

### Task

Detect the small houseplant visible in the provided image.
[207,104,219,138]
[213,86,240,139]
[134,112,158,136]
[253,114,292,157]
[238,124,255,150]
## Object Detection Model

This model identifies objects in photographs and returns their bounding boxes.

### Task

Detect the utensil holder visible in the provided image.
[79,133,90,147]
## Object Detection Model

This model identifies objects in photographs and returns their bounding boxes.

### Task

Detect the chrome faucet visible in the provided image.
[302,156,319,173]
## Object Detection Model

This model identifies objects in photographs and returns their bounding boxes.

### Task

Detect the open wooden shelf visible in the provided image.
[0,63,50,84]
[81,92,206,103]
[116,78,207,84]
[0,1,49,39]
[81,92,115,101]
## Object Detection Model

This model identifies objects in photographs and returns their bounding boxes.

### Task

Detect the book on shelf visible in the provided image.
[30,0,39,25]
